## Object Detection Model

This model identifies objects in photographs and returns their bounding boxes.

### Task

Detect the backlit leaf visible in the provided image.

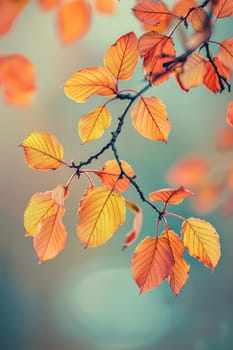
[218,38,233,70]
[38,0,61,10]
[93,160,135,192]
[181,218,221,269]
[78,105,111,143]
[122,201,143,249]
[175,53,207,91]
[104,32,138,80]
[64,67,117,103]
[167,155,209,188]
[131,96,171,142]
[57,0,91,43]
[132,0,172,27]
[24,184,67,237]
[227,100,233,127]
[20,132,64,170]
[203,57,231,93]
[139,33,176,85]
[172,0,198,17]
[0,0,28,35]
[162,230,190,295]
[33,206,67,263]
[192,181,223,214]
[132,236,174,293]
[0,54,36,106]
[77,186,126,247]
[210,0,233,19]
[93,0,116,14]
[149,186,193,204]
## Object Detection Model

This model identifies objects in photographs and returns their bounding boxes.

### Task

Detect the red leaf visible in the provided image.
[203,57,231,93]
[133,0,171,27]
[210,0,233,19]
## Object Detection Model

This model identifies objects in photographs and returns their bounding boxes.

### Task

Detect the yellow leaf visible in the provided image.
[33,206,67,263]
[131,96,171,142]
[78,105,111,143]
[181,218,221,269]
[77,186,126,247]
[24,184,66,237]
[20,132,64,170]
[64,66,117,103]
[104,31,138,80]
[132,236,174,293]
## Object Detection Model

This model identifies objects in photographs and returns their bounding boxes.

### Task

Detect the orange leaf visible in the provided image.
[149,186,193,204]
[172,0,198,17]
[93,160,135,192]
[104,32,139,80]
[20,132,64,170]
[122,201,143,249]
[33,206,67,263]
[162,230,190,295]
[0,0,28,35]
[0,54,36,106]
[192,181,223,214]
[64,66,117,103]
[132,0,172,27]
[57,0,91,43]
[210,0,233,18]
[93,0,116,14]
[216,126,233,150]
[131,96,171,142]
[38,0,61,10]
[78,105,111,143]
[175,53,207,91]
[227,100,233,127]
[24,184,67,237]
[132,236,174,293]
[218,38,233,70]
[191,8,210,32]
[167,155,209,188]
[226,165,233,189]
[203,57,231,93]
[181,217,221,269]
[77,186,126,247]
[139,33,176,85]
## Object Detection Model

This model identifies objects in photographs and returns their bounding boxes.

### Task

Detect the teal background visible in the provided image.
[0,1,233,349]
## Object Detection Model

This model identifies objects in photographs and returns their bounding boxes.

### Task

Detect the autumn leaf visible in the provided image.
[57,0,91,43]
[33,206,67,264]
[181,218,221,269]
[192,181,223,214]
[175,53,207,91]
[218,38,233,70]
[162,230,190,295]
[167,155,209,188]
[191,8,210,32]
[149,187,193,205]
[216,126,233,150]
[210,0,233,19]
[203,57,231,93]
[0,54,36,106]
[172,0,198,17]
[38,0,61,10]
[132,236,174,293]
[104,32,139,80]
[227,100,233,127]
[20,132,64,170]
[93,0,116,14]
[131,96,171,142]
[24,184,67,237]
[64,66,117,103]
[78,105,111,143]
[93,160,135,192]
[122,201,143,249]
[0,0,28,35]
[132,0,172,27]
[77,186,126,247]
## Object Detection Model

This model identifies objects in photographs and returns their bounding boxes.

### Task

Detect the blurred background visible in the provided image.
[1,1,233,349]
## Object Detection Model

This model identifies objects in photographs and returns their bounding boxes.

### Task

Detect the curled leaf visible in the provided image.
[20,132,64,170]
[149,186,193,204]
